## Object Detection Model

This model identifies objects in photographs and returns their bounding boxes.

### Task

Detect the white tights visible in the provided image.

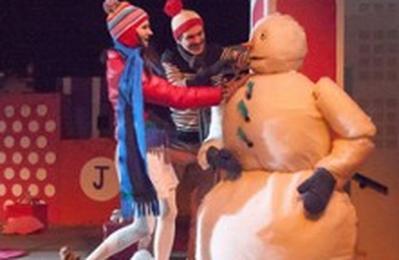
[86,189,177,260]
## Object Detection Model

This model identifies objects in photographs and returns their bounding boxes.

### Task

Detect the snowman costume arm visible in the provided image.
[313,77,377,190]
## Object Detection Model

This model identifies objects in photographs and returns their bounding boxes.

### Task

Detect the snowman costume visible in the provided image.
[196,14,376,260]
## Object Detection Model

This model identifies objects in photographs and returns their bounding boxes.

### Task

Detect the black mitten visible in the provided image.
[297,168,336,215]
[206,146,242,181]
[218,149,242,180]
[206,146,220,170]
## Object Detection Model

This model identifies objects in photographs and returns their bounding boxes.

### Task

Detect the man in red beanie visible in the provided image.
[161,1,248,258]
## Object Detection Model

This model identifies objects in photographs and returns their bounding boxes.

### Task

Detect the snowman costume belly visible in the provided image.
[197,170,357,260]
[223,72,331,173]
[196,72,374,260]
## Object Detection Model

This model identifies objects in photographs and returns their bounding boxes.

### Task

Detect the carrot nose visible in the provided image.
[241,41,253,50]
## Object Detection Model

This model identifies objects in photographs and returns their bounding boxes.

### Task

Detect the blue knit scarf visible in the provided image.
[114,41,159,219]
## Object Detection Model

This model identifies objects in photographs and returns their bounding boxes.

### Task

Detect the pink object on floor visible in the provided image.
[2,216,45,235]
[0,249,27,259]
[5,203,48,227]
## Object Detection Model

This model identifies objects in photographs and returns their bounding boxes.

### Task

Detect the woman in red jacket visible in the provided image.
[80,1,230,260]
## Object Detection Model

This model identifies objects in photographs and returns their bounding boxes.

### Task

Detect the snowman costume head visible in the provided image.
[248,14,307,74]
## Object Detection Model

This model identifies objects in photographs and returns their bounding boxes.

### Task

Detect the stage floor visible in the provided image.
[0,221,189,259]
[1,226,101,259]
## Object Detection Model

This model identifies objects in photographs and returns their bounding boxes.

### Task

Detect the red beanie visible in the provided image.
[104,0,149,47]
[164,0,204,40]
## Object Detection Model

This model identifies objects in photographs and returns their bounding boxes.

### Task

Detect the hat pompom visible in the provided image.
[103,0,121,14]
[164,0,183,17]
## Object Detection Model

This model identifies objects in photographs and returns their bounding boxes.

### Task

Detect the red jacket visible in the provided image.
[106,49,222,111]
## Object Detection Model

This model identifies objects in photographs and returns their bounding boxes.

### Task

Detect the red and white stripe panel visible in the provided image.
[250,0,338,82]
[250,0,270,29]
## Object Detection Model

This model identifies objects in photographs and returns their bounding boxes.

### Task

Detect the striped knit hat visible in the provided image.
[164,0,204,40]
[104,0,149,47]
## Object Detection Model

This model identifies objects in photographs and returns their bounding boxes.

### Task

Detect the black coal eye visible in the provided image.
[260,33,266,40]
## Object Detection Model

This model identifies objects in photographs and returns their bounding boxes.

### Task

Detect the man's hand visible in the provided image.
[222,73,251,102]
[222,44,250,70]
[297,168,336,215]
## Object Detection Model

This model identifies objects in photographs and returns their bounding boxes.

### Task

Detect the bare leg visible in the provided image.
[153,189,177,260]
[86,216,151,260]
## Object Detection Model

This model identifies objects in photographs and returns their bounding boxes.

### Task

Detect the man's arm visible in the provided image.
[161,46,247,87]
[162,61,188,86]
[162,60,229,86]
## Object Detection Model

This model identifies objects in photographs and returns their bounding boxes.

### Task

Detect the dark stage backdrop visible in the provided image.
[0,0,249,91]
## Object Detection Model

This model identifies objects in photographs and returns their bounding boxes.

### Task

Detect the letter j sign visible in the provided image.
[80,157,119,201]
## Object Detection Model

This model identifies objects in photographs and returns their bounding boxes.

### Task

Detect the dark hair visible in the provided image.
[141,46,165,77]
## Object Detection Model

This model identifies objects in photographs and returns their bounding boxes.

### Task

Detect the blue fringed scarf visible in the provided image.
[113,42,159,219]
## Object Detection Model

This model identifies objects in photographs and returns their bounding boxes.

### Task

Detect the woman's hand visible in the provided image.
[222,73,251,102]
